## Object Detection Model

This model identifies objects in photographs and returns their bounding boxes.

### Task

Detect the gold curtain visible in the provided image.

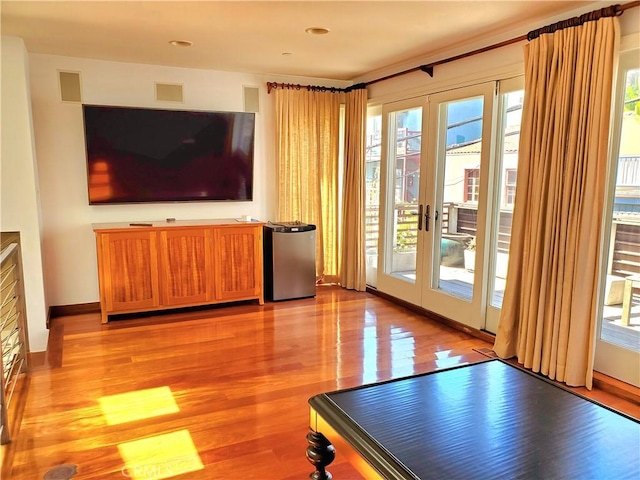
[493,16,619,388]
[340,89,368,291]
[274,88,341,282]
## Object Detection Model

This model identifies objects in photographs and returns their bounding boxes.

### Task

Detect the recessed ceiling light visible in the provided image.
[169,40,193,47]
[305,27,330,35]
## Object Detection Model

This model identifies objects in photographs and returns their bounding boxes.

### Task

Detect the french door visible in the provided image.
[376,98,428,305]
[421,83,495,329]
[377,84,496,329]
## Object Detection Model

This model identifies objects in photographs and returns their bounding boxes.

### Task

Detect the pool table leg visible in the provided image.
[306,430,336,480]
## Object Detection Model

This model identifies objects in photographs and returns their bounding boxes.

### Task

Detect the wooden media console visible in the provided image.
[93,219,264,323]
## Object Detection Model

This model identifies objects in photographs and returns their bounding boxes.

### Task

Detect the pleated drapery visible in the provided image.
[340,89,368,291]
[274,88,341,282]
[493,16,619,389]
[273,86,367,288]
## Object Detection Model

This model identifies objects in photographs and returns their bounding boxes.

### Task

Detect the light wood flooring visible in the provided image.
[2,286,639,479]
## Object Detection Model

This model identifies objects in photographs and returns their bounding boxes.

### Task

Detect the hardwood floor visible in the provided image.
[3,286,639,479]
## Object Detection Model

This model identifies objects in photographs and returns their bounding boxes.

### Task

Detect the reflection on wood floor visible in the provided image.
[2,286,639,479]
[396,266,640,353]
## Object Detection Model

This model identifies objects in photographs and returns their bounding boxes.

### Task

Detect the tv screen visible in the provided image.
[82,105,255,204]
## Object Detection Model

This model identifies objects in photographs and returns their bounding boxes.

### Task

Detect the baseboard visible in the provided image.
[366,286,496,344]
[48,302,101,320]
[593,371,640,405]
[29,351,47,368]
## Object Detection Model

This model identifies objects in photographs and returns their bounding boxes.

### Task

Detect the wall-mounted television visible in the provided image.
[82,105,255,204]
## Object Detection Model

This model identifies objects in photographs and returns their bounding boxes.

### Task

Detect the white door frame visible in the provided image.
[594,48,640,387]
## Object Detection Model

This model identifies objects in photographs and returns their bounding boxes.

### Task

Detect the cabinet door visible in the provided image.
[98,231,159,313]
[213,226,263,302]
[158,228,213,306]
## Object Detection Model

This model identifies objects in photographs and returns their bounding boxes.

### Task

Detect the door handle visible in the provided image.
[425,205,431,232]
[435,210,439,222]
[418,204,423,231]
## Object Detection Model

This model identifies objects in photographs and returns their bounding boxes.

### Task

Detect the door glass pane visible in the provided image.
[437,97,483,300]
[490,90,524,307]
[600,67,640,352]
[385,107,422,281]
[365,110,382,287]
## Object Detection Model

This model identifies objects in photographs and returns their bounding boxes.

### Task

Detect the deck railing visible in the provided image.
[365,203,640,277]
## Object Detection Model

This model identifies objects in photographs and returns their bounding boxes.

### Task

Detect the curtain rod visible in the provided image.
[364,34,528,86]
[266,81,365,94]
[267,1,639,94]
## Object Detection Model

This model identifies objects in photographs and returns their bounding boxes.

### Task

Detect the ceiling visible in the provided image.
[1,0,609,82]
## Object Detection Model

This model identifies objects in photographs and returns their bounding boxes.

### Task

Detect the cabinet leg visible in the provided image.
[306,430,335,480]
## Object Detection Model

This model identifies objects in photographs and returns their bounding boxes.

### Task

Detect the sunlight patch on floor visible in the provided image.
[118,430,204,480]
[98,386,179,426]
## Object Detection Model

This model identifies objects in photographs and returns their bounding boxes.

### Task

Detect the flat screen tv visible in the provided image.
[82,105,255,204]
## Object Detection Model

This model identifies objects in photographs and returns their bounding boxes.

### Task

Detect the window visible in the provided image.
[487,87,524,313]
[504,169,517,206]
[464,168,480,202]
[365,107,382,286]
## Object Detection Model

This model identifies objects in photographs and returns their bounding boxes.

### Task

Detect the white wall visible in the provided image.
[1,37,49,352]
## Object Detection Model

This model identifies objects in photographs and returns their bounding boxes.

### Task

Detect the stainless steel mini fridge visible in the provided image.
[263,222,316,301]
